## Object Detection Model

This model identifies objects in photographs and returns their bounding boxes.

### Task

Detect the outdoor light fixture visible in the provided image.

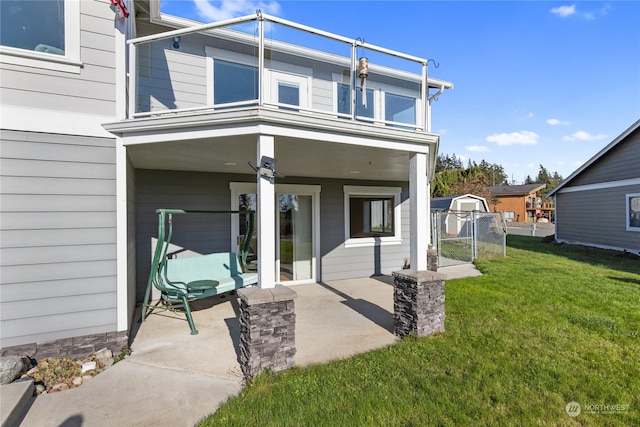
[173,36,180,49]
[248,156,285,183]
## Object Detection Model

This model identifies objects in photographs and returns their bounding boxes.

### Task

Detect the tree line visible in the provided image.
[431,153,563,200]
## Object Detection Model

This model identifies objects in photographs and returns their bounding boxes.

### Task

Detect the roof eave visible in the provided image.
[548,118,640,197]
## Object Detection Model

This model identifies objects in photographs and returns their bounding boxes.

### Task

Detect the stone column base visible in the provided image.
[427,248,438,272]
[237,285,297,380]
[392,270,445,338]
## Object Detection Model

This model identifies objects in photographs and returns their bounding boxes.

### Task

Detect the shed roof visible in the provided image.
[431,194,489,211]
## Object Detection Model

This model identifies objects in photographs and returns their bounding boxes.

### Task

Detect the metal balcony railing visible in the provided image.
[127,12,450,133]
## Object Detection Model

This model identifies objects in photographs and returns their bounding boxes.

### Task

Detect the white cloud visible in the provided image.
[600,3,612,16]
[438,128,448,135]
[194,0,280,22]
[551,4,576,18]
[466,145,490,152]
[486,131,539,146]
[547,118,570,126]
[562,130,608,141]
[550,3,610,20]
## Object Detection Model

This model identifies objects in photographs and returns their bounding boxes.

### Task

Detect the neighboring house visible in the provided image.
[0,1,453,358]
[487,184,553,223]
[431,194,489,235]
[547,119,640,255]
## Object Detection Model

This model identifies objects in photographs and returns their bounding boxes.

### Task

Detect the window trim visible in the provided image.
[229,182,321,285]
[344,185,402,248]
[0,0,81,73]
[332,73,421,128]
[626,193,640,232]
[205,46,313,109]
[205,46,259,106]
[267,69,311,110]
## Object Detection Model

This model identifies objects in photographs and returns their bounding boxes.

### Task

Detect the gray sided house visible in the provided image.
[548,119,640,255]
[1,0,129,357]
[0,1,453,358]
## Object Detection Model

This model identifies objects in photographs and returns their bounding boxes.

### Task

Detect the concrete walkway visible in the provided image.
[12,267,480,427]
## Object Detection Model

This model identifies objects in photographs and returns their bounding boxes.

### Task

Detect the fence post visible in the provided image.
[472,211,477,261]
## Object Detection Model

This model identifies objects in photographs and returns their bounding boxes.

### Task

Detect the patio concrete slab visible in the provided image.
[295,277,398,366]
[15,268,481,427]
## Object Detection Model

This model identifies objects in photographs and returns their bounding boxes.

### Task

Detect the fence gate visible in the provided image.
[431,210,507,267]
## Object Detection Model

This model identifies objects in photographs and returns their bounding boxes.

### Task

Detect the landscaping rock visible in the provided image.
[95,348,114,369]
[0,355,24,385]
[81,361,96,374]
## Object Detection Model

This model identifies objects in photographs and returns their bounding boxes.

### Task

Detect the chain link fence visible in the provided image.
[431,210,507,267]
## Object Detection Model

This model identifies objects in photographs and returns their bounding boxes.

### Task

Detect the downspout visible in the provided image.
[427,84,445,181]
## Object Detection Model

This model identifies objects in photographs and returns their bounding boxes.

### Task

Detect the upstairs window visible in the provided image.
[268,70,310,110]
[0,0,80,72]
[337,83,374,120]
[1,0,65,55]
[335,78,419,128]
[385,92,416,127]
[213,59,258,105]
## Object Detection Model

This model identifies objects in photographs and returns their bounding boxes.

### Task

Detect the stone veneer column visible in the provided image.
[427,248,438,272]
[392,269,445,338]
[237,285,297,380]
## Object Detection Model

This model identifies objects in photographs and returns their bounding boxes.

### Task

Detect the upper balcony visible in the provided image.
[125,12,452,135]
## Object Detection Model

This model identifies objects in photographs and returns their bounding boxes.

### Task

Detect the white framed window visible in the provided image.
[205,47,259,107]
[333,73,421,128]
[627,193,640,231]
[0,0,81,73]
[206,47,312,110]
[344,186,402,248]
[503,211,515,221]
[267,70,310,110]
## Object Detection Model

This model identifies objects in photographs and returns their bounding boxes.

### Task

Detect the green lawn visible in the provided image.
[200,236,640,426]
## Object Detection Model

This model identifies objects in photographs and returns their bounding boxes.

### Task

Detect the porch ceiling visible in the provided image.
[127,135,415,181]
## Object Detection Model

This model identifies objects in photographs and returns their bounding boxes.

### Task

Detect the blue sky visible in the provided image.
[160,0,640,183]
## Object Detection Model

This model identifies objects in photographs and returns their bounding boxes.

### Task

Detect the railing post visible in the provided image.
[422,62,428,132]
[128,42,136,119]
[258,14,265,107]
[351,42,357,121]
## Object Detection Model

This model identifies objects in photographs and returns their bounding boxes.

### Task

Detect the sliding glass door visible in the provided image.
[278,194,312,281]
[231,183,319,285]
